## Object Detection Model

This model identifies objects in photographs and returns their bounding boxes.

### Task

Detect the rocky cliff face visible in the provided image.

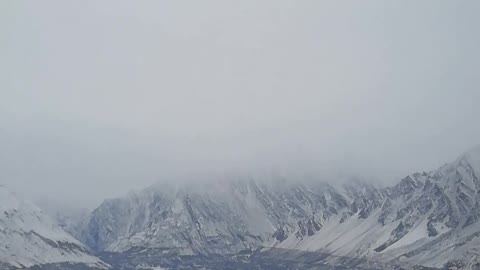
[78,146,480,269]
[80,179,361,254]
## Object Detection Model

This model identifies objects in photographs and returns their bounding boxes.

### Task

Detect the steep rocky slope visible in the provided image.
[79,147,480,269]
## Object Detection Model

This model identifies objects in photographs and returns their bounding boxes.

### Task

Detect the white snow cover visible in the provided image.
[0,186,105,268]
[276,146,480,268]
[79,146,480,269]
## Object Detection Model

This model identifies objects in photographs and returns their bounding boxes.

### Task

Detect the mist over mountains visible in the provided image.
[2,0,480,209]
[2,1,480,269]
[2,146,480,269]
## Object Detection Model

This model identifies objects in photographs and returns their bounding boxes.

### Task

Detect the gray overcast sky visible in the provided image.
[1,1,479,208]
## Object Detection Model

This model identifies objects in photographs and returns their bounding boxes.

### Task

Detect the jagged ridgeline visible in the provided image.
[71,147,480,269]
[1,147,479,269]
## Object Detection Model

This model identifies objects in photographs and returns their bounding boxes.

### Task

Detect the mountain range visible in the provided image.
[2,146,480,269]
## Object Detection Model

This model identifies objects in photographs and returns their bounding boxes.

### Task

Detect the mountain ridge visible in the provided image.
[0,186,107,269]
[74,146,480,269]
[4,146,480,269]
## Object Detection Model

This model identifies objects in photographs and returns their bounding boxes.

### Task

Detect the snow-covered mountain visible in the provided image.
[78,146,480,269]
[0,186,106,269]
[79,176,381,253]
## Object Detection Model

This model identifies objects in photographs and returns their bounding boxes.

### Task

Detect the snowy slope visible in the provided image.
[0,186,106,269]
[79,146,480,269]
[80,178,363,254]
[279,146,480,268]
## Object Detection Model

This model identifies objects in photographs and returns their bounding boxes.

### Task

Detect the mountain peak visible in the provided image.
[454,145,480,177]
[0,186,106,269]
[0,185,21,211]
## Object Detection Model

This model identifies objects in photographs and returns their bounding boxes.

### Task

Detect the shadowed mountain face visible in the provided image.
[78,178,375,255]
[73,147,480,269]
